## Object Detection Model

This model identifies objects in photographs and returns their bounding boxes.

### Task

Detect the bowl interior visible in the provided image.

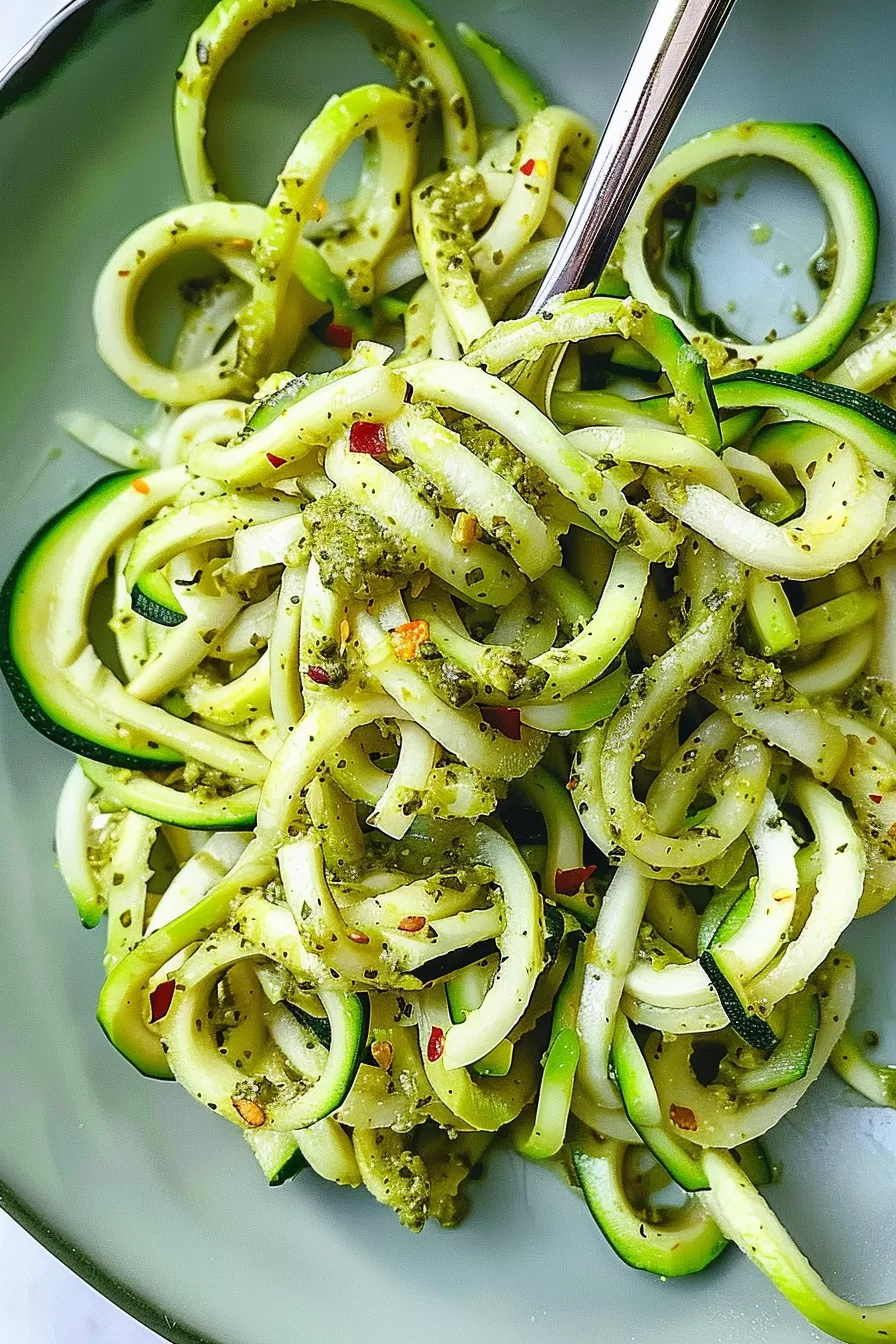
[1,2,895,1342]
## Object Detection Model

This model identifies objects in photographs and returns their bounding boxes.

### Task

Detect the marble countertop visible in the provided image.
[0,3,161,1337]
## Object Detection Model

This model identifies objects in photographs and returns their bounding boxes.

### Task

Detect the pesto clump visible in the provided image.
[303,490,419,599]
[455,417,551,507]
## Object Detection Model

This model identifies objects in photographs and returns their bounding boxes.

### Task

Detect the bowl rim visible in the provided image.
[0,17,224,1342]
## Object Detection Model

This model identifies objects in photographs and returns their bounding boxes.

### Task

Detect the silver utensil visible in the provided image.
[529,0,737,312]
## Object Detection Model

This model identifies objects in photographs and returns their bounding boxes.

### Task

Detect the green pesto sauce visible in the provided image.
[455,417,551,507]
[419,167,489,243]
[303,489,420,599]
[181,760,244,800]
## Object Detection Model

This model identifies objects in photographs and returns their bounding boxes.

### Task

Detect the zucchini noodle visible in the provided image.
[6,6,896,1336]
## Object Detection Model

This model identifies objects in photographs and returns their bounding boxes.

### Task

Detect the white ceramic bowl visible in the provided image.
[1,3,894,1341]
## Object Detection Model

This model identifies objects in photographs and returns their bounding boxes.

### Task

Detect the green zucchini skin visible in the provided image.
[605,337,662,380]
[455,23,547,123]
[699,949,779,1052]
[634,394,762,447]
[445,967,514,1077]
[246,374,317,431]
[130,571,186,627]
[244,1128,307,1186]
[243,359,376,434]
[702,1147,896,1342]
[713,368,896,475]
[736,989,820,1094]
[629,1118,709,1194]
[97,987,174,1082]
[0,474,182,769]
[79,758,259,830]
[611,1017,709,1192]
[620,303,721,451]
[514,945,583,1160]
[570,1133,729,1276]
[623,122,878,374]
[264,991,370,1130]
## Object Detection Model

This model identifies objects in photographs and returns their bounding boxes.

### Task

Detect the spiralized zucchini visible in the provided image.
[6,5,896,1338]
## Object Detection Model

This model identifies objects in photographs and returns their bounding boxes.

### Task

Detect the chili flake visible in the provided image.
[149,979,176,1023]
[870,794,884,804]
[371,1039,394,1070]
[349,421,388,455]
[232,1095,267,1127]
[554,865,597,895]
[398,915,427,933]
[427,1025,445,1062]
[391,620,430,661]
[481,706,521,740]
[266,452,286,468]
[348,929,370,945]
[325,322,354,349]
[520,158,536,176]
[669,1103,698,1132]
[306,665,331,685]
[131,479,151,495]
[229,237,254,252]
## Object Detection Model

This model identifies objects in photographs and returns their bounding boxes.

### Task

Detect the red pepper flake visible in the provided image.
[232,1095,267,1127]
[118,269,131,278]
[131,479,150,495]
[669,1103,698,1132]
[868,736,878,745]
[481,706,521,740]
[870,794,884,804]
[348,929,370,945]
[390,619,430,661]
[398,915,427,933]
[349,421,388,456]
[371,1039,393,1070]
[427,1025,445,1062]
[266,452,286,468]
[149,979,176,1023]
[520,158,536,176]
[325,322,353,349]
[306,665,331,685]
[554,865,597,896]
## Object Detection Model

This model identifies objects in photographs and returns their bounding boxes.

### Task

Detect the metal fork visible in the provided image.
[529,0,737,312]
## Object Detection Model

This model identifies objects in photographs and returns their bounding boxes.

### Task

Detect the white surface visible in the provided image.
[0,1225,158,1344]
[1,0,62,69]
[0,13,155,1344]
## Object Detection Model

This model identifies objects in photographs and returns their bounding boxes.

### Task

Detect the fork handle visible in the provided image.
[529,0,737,312]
